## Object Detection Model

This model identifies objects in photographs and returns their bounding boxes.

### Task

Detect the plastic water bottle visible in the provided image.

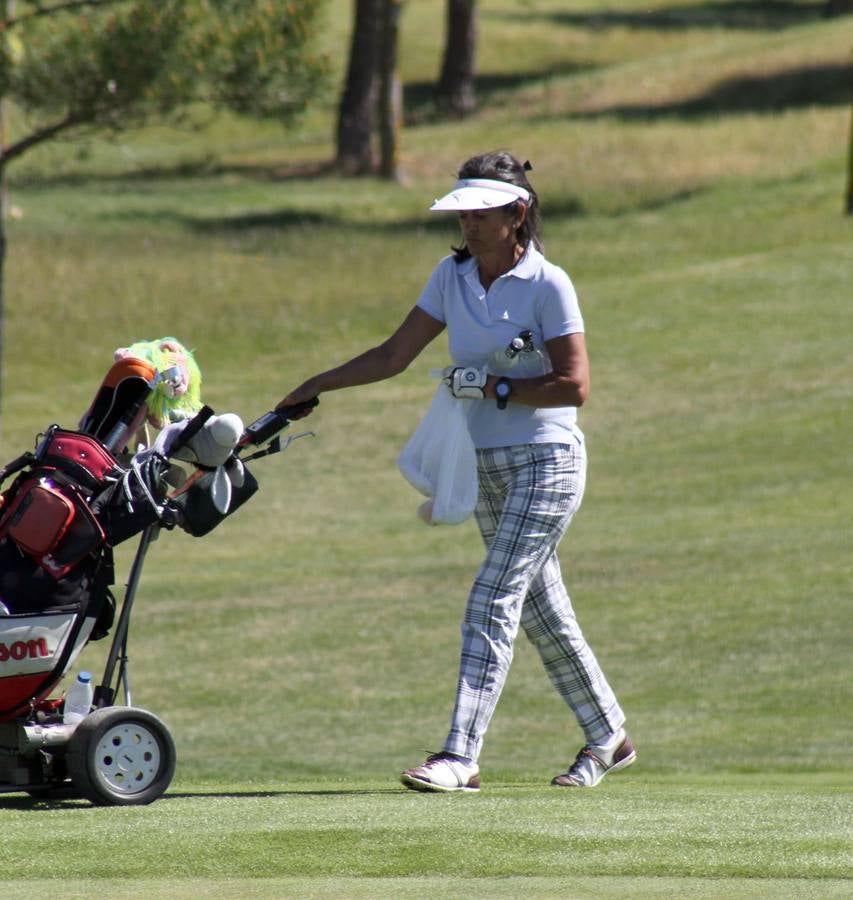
[63,671,94,726]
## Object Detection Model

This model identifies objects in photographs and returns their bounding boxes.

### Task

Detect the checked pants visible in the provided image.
[443,440,625,762]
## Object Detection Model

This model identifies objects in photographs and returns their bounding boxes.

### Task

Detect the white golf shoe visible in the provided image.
[401,752,480,793]
[551,729,636,788]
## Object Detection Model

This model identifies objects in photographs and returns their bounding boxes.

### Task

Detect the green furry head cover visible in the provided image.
[115,337,202,427]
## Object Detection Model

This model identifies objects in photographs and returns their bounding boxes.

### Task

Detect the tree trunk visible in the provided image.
[336,0,380,175]
[378,0,403,180]
[436,0,477,116]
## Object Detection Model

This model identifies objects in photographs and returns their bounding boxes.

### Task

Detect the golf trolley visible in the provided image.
[0,357,315,806]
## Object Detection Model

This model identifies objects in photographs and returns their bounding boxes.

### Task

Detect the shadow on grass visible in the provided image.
[109,197,590,236]
[14,157,338,191]
[0,796,90,811]
[173,188,712,232]
[183,209,451,235]
[403,63,598,125]
[97,186,710,235]
[164,788,404,800]
[0,786,403,811]
[99,205,351,234]
[574,61,853,120]
[505,0,831,31]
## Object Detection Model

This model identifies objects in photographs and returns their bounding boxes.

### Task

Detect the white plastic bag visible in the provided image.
[397,383,477,525]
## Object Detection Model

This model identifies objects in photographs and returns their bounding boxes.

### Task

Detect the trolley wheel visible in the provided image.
[67,707,176,806]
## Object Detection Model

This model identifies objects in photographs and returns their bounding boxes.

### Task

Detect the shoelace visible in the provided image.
[566,747,605,778]
[423,752,452,767]
[422,751,470,770]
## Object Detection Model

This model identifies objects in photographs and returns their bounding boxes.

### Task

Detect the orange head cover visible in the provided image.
[78,357,158,452]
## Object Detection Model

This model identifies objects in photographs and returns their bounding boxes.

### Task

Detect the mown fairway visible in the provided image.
[1,1,851,897]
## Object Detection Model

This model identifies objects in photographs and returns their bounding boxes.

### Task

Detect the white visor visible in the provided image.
[430,178,529,211]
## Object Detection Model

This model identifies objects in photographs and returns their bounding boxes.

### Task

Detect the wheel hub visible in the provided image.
[94,722,162,793]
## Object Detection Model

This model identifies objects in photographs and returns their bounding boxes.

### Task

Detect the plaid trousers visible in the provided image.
[443,440,625,762]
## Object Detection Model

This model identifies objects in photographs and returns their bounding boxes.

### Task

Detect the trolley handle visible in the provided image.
[239,398,319,448]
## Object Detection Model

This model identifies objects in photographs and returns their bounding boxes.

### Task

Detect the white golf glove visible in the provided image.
[444,366,488,400]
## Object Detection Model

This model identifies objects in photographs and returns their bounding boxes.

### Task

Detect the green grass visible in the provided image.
[1,776,851,897]
[1,0,851,895]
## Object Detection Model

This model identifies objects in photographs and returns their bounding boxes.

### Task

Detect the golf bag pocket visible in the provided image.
[37,428,123,494]
[41,497,105,579]
[3,480,76,556]
[0,477,105,579]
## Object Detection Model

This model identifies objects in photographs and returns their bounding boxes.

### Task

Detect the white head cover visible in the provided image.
[430,178,530,211]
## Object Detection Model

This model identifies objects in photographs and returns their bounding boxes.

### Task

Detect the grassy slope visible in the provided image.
[1,0,851,894]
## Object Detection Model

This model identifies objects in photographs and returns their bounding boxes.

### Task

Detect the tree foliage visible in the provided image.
[0,0,329,414]
[0,0,329,168]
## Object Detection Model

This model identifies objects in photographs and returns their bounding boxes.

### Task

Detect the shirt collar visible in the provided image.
[512,245,542,279]
[458,245,541,280]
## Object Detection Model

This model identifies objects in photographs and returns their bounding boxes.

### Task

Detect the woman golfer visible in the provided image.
[278,150,634,792]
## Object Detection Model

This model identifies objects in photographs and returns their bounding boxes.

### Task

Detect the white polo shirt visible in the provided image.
[416,246,585,449]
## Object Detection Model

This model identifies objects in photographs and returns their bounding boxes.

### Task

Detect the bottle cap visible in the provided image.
[78,671,92,683]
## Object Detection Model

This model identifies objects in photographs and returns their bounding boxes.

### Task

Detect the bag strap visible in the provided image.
[0,452,36,490]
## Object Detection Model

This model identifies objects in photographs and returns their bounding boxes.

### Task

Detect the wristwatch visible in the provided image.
[495,377,512,410]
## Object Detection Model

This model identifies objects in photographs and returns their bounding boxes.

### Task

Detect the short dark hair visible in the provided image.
[452,150,542,262]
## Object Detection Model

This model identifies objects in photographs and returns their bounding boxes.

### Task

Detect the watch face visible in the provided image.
[496,381,510,398]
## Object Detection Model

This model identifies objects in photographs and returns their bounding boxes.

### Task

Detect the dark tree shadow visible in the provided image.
[573,61,853,120]
[403,62,599,124]
[186,209,338,234]
[15,157,337,191]
[165,196,589,236]
[501,0,831,32]
[540,196,588,219]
